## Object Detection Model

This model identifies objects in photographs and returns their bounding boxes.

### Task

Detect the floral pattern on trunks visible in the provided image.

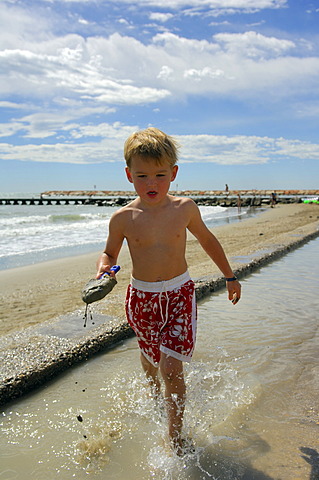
[125,280,196,366]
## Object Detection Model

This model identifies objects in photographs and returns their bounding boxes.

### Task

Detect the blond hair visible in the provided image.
[124,127,179,168]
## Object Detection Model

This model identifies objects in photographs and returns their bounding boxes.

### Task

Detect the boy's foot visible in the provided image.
[171,436,196,457]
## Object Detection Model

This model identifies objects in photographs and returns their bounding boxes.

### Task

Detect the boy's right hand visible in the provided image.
[96,264,114,279]
[96,264,121,279]
[227,279,241,305]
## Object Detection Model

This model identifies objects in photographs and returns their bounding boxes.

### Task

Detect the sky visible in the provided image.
[0,0,319,193]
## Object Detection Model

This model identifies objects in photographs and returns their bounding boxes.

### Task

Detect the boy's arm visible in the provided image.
[96,211,125,278]
[187,200,241,304]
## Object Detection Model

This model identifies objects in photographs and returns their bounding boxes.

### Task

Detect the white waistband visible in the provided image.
[130,271,191,293]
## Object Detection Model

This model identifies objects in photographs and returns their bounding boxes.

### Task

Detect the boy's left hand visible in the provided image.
[227,280,241,305]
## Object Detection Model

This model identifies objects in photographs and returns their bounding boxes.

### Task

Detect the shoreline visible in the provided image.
[0,203,318,406]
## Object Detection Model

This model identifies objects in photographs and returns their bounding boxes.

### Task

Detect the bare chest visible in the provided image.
[125,210,187,248]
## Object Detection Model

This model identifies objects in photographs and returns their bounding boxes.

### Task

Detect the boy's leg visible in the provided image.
[159,353,186,452]
[140,352,161,399]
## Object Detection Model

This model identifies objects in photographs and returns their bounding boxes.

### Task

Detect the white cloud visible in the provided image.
[78,17,90,25]
[17,112,78,139]
[209,20,231,26]
[152,32,319,97]
[294,102,319,118]
[157,65,174,80]
[179,134,273,165]
[24,107,119,139]
[0,122,26,138]
[0,1,316,114]
[39,0,285,6]
[0,123,138,164]
[149,12,174,22]
[0,3,51,49]
[179,134,319,164]
[183,67,226,80]
[90,0,287,11]
[69,121,136,140]
[275,138,319,159]
[1,27,318,124]
[214,31,295,58]
[118,18,130,25]
[0,37,171,105]
[0,16,318,142]
[0,101,31,110]
[1,128,318,165]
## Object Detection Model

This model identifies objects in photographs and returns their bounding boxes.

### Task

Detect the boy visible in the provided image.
[96,127,241,454]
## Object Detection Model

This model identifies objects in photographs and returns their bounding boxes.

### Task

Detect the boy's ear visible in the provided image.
[171,165,178,182]
[125,167,133,183]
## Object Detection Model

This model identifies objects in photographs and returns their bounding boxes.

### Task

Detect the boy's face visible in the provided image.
[125,155,178,205]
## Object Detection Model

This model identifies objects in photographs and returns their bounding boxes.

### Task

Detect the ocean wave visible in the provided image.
[0,215,48,226]
[201,205,248,224]
[0,212,105,227]
[0,217,109,242]
[49,213,104,223]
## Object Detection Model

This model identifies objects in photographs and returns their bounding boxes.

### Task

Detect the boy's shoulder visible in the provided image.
[110,197,145,221]
[170,195,198,209]
[111,199,137,218]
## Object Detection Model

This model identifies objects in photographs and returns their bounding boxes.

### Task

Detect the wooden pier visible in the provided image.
[1,189,318,208]
[0,196,136,207]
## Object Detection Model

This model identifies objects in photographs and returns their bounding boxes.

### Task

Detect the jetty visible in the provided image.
[0,189,318,207]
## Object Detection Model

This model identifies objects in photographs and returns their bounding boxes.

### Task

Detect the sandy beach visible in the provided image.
[0,202,318,337]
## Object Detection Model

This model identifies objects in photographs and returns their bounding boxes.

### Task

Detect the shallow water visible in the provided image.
[1,238,319,479]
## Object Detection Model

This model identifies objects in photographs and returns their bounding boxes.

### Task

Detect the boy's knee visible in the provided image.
[140,352,150,368]
[140,353,158,376]
[160,355,183,383]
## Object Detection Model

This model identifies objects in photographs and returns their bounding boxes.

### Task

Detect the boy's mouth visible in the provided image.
[147,191,158,197]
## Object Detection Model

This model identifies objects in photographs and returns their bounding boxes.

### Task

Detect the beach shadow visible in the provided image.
[180,433,274,480]
[183,450,275,480]
[300,447,319,480]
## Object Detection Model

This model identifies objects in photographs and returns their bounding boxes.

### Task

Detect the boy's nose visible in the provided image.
[146,177,157,187]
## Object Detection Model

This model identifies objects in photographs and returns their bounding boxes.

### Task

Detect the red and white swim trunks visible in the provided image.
[125,272,197,367]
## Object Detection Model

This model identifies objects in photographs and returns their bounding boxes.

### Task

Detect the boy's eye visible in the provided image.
[156,174,166,177]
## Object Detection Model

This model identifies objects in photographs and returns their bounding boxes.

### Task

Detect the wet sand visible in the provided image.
[0,203,318,337]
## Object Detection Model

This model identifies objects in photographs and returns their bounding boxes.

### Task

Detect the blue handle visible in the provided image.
[102,265,120,277]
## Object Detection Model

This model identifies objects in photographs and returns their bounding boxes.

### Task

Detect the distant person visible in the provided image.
[271,192,277,208]
[96,127,241,455]
[225,184,229,194]
[237,192,241,211]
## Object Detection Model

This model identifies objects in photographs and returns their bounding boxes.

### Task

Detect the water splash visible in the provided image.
[75,421,122,473]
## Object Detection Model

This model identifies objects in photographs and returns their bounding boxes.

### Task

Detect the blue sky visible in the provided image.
[0,0,319,193]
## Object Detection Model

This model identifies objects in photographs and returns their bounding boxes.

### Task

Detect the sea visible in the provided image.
[0,193,255,271]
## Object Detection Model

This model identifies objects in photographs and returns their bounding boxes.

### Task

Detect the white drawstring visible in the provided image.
[159,282,169,332]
